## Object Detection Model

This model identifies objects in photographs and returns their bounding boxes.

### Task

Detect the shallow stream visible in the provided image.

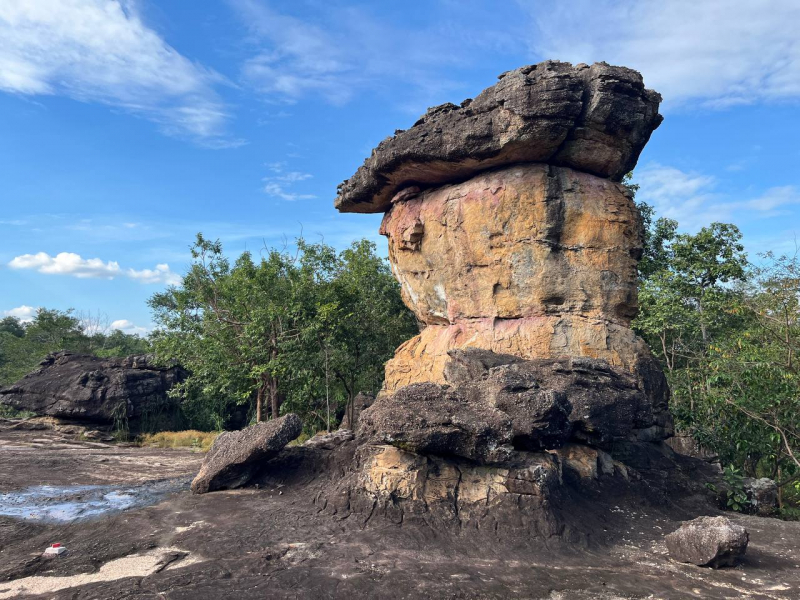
[0,477,190,522]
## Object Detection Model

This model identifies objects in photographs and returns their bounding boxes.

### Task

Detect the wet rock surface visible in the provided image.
[336,60,662,213]
[190,414,302,494]
[0,352,184,431]
[666,515,750,568]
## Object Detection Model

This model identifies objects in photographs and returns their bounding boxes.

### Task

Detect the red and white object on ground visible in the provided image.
[44,543,66,556]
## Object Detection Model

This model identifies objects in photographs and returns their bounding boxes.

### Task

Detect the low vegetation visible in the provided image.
[138,430,219,452]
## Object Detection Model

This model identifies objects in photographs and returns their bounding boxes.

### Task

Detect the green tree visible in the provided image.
[282,239,417,431]
[149,234,417,432]
[149,234,298,425]
[670,223,747,345]
[0,317,25,338]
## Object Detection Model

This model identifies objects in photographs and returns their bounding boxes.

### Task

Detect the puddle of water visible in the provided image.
[0,477,190,523]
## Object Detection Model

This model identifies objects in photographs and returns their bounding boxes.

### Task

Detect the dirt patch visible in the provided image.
[0,423,798,599]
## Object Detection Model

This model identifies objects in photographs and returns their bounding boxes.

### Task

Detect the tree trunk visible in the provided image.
[255,386,264,423]
[324,345,331,433]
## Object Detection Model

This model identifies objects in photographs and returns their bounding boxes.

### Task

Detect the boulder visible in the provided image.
[0,352,184,431]
[665,516,749,568]
[357,382,514,463]
[191,414,302,494]
[336,61,662,213]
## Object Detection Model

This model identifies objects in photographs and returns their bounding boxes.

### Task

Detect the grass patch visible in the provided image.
[138,430,219,452]
[0,405,36,419]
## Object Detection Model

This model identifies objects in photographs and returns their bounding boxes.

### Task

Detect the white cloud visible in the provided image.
[525,0,800,107]
[2,305,37,322]
[8,251,181,285]
[0,0,235,143]
[126,263,182,285]
[110,319,149,336]
[9,251,121,278]
[635,164,800,230]
[262,161,315,201]
[737,186,800,214]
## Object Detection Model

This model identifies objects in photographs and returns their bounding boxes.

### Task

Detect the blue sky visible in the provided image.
[1,0,798,334]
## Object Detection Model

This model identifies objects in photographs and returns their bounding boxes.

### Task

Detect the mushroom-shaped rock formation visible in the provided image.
[335,60,666,403]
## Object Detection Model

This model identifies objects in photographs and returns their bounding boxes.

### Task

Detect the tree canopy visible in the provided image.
[630,179,799,515]
[148,234,417,433]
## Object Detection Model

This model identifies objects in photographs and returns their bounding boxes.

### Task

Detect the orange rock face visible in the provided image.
[379,164,649,392]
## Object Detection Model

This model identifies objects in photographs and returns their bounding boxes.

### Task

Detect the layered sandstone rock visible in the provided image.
[377,163,654,391]
[334,61,664,398]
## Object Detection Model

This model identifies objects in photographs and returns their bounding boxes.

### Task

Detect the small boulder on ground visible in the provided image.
[665,516,749,568]
[191,414,302,494]
[357,382,514,464]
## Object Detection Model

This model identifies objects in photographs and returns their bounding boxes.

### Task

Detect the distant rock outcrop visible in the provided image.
[0,352,184,431]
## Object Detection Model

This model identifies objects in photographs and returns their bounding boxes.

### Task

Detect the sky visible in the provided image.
[1,0,799,334]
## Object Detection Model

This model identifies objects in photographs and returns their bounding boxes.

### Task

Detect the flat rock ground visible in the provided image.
[1,423,798,599]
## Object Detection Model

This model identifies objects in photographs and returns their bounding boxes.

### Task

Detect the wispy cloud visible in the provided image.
[635,164,800,230]
[0,0,238,145]
[229,0,475,110]
[2,305,37,322]
[524,0,800,108]
[8,251,181,285]
[262,161,315,201]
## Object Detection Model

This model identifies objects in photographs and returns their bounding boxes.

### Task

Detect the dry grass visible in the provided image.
[288,430,329,446]
[138,430,219,452]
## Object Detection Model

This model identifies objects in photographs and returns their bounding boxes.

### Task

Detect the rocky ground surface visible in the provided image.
[1,423,798,599]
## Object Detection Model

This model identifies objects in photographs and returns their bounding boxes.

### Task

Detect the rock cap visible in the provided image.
[335,60,662,213]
